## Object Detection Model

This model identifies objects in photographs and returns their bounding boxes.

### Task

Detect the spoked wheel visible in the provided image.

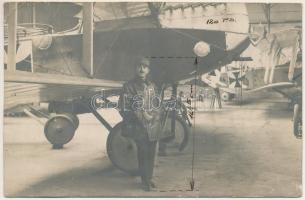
[161,115,189,152]
[44,114,77,149]
[107,122,139,175]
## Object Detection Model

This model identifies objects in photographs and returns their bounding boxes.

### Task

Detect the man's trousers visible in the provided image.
[135,137,157,185]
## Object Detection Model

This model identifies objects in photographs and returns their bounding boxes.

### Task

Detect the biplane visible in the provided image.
[201,27,302,137]
[202,28,302,99]
[4,2,251,174]
[199,4,302,138]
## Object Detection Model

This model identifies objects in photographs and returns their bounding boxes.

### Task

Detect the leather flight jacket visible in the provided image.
[119,77,162,141]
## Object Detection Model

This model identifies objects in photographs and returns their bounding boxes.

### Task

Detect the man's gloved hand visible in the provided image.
[143,111,154,121]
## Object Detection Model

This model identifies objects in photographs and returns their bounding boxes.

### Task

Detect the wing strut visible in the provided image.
[82,3,94,77]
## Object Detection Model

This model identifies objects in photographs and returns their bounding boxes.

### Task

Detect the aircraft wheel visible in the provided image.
[161,115,190,152]
[293,104,302,139]
[221,92,232,101]
[44,114,76,149]
[294,115,302,139]
[65,113,79,129]
[107,122,139,175]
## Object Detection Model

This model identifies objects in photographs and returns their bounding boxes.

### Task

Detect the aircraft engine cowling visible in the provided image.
[193,41,210,57]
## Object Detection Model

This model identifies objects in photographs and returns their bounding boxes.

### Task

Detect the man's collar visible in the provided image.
[134,76,151,85]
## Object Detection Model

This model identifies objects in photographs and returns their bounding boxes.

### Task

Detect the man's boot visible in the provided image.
[141,177,151,191]
[150,180,157,188]
[158,142,167,156]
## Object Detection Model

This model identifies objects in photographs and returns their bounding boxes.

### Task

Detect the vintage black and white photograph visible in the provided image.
[3,1,303,197]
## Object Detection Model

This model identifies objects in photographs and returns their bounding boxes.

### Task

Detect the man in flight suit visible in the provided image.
[119,57,161,191]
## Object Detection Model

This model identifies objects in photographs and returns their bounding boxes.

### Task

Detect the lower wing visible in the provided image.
[4,71,123,111]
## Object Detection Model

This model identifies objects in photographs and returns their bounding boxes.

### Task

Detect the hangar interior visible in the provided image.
[3,2,303,197]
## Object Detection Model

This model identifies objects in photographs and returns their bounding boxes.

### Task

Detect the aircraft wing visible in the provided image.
[5,71,123,88]
[236,81,301,102]
[4,71,123,111]
[245,82,296,93]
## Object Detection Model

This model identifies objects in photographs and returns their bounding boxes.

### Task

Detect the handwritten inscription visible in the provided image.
[187,84,194,119]
[206,17,236,24]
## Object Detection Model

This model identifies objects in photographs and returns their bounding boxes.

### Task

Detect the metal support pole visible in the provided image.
[215,88,222,109]
[7,2,17,72]
[171,84,178,135]
[265,4,271,33]
[32,3,36,28]
[89,105,113,131]
[23,109,46,125]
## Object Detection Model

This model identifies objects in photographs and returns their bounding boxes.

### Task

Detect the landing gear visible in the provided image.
[44,114,79,149]
[65,113,79,129]
[106,113,190,175]
[294,116,302,139]
[221,91,234,102]
[159,84,190,152]
[105,83,190,175]
[23,104,80,149]
[293,103,302,139]
[106,122,139,175]
[161,115,189,152]
[43,100,87,148]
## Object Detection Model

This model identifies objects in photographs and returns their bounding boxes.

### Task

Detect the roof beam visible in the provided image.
[250,20,302,25]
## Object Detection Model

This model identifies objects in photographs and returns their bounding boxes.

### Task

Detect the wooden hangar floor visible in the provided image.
[3,95,302,197]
